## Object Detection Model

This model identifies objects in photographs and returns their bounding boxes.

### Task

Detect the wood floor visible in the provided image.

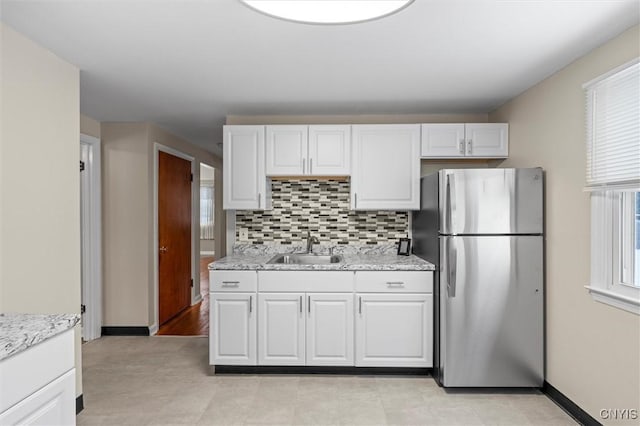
[157,256,213,336]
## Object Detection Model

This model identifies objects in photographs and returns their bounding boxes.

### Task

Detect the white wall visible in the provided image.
[1,23,83,396]
[490,25,640,424]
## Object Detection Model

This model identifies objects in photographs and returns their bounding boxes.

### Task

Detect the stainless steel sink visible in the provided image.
[266,253,343,265]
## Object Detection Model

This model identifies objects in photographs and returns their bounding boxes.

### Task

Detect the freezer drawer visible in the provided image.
[439,235,543,387]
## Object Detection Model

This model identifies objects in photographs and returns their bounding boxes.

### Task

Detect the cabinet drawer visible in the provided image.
[210,271,258,292]
[0,329,74,413]
[258,271,354,292]
[355,271,433,293]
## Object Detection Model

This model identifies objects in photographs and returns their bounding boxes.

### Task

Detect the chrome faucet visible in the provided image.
[306,232,320,254]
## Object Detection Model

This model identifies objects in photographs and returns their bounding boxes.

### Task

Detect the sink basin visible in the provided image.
[266,254,344,265]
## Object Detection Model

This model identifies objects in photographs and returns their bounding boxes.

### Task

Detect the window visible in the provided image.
[200,181,214,240]
[585,58,640,314]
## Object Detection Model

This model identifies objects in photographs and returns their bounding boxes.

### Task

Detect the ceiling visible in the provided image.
[1,0,638,156]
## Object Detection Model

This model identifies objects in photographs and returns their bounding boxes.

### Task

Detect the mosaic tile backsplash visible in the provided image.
[235,179,409,245]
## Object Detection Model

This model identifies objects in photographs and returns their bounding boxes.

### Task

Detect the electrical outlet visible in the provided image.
[239,228,249,241]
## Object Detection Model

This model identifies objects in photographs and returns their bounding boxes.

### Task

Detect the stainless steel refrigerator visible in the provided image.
[413,168,544,387]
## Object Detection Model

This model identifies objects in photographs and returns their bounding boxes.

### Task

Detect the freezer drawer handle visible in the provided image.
[386,281,405,287]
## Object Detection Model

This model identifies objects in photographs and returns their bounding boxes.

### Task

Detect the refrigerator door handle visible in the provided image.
[445,173,457,233]
[448,238,457,297]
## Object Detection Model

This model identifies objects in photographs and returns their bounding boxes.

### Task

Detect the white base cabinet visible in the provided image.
[0,328,76,426]
[355,293,433,367]
[210,293,257,365]
[306,293,354,366]
[210,270,433,369]
[258,293,306,365]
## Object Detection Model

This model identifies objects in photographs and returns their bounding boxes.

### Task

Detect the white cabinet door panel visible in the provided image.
[351,124,420,210]
[421,124,465,158]
[223,125,266,210]
[210,293,256,365]
[266,125,308,176]
[355,293,432,367]
[258,293,305,365]
[465,123,508,157]
[306,293,354,366]
[0,369,75,426]
[308,125,351,175]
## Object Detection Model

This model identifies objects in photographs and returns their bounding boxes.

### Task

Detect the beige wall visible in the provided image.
[101,123,150,326]
[80,114,101,138]
[1,24,83,396]
[101,122,223,328]
[490,25,640,424]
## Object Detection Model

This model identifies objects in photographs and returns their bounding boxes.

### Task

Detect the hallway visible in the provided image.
[158,256,213,336]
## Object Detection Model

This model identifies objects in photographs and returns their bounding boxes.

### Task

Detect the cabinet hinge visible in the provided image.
[81,304,86,314]
[80,161,85,172]
[190,173,193,182]
[190,278,194,288]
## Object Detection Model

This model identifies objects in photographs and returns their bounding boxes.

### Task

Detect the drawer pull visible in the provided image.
[386,281,405,286]
[221,281,240,287]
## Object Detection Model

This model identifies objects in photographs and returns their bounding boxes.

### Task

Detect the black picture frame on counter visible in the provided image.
[397,238,411,256]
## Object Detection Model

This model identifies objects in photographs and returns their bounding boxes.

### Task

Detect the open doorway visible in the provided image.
[157,162,215,336]
[80,133,102,341]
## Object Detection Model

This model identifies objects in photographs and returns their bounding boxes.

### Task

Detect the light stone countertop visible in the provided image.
[0,313,80,361]
[209,243,435,271]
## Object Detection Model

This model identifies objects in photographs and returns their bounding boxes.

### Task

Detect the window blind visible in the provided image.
[584,58,640,191]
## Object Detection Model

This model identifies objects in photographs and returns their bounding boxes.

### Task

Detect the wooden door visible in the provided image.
[159,151,192,325]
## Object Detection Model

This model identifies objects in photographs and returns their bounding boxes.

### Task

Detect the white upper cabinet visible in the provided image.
[265,125,351,176]
[464,123,508,157]
[351,124,420,210]
[265,125,308,175]
[421,123,508,158]
[308,125,351,175]
[223,125,268,210]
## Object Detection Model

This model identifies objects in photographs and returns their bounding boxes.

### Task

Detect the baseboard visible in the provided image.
[76,394,84,415]
[192,293,203,306]
[213,365,432,375]
[101,326,150,336]
[148,324,158,336]
[542,381,601,426]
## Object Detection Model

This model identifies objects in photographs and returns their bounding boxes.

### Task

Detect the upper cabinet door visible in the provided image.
[265,125,308,176]
[223,125,267,210]
[465,123,508,158]
[308,125,351,175]
[421,124,465,158]
[351,124,420,210]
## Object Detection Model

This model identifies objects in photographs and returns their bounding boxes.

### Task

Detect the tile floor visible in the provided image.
[77,336,576,425]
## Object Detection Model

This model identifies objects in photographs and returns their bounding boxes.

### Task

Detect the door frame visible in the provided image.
[80,133,102,341]
[152,143,196,335]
